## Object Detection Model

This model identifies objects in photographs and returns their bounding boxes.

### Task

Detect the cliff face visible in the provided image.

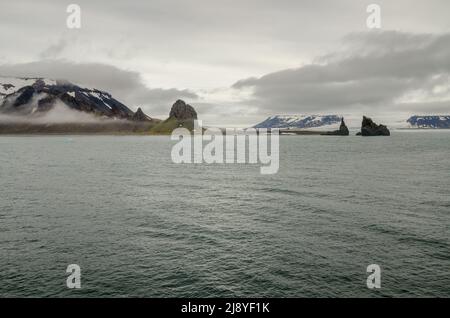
[169,99,198,120]
[0,77,152,122]
[150,100,198,134]
[358,116,390,136]
[321,118,349,136]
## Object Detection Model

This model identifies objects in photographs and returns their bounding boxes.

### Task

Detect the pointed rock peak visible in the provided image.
[340,117,348,129]
[320,116,349,136]
[169,99,197,120]
[132,107,152,121]
[362,116,372,124]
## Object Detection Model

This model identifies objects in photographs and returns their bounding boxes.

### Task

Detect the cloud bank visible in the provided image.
[0,60,197,117]
[233,31,450,115]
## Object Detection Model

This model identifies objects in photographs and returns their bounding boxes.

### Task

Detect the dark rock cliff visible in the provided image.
[357,116,390,136]
[321,118,350,136]
[169,99,198,120]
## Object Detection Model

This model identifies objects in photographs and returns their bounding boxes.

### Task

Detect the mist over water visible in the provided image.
[0,132,449,297]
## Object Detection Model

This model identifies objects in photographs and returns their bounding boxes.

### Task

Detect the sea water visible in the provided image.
[0,131,449,297]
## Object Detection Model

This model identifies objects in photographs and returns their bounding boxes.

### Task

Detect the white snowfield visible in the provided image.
[89,91,113,109]
[267,114,333,123]
[259,114,413,130]
[0,77,37,95]
[259,114,342,129]
[0,77,59,104]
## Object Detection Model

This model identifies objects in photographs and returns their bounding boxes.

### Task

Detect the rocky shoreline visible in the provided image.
[279,116,390,136]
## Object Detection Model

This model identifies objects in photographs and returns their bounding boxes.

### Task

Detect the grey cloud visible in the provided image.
[0,60,197,117]
[396,101,450,114]
[2,1,450,125]
[233,31,450,114]
[4,0,448,89]
[39,38,70,59]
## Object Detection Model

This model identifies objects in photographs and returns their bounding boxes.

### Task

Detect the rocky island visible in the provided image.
[356,116,390,136]
[320,118,349,136]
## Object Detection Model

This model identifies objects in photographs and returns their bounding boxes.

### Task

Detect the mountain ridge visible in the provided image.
[0,76,153,122]
[254,114,342,129]
[407,115,450,129]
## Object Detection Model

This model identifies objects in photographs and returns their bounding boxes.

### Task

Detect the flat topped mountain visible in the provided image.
[254,115,341,129]
[0,77,152,121]
[407,115,450,128]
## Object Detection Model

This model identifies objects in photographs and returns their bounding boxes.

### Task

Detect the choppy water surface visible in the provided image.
[0,131,449,297]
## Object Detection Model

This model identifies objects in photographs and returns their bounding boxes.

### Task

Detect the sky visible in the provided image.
[1,0,450,126]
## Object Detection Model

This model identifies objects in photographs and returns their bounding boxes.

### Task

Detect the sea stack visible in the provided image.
[321,117,349,136]
[357,116,390,136]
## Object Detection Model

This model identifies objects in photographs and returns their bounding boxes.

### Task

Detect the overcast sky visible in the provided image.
[1,0,449,126]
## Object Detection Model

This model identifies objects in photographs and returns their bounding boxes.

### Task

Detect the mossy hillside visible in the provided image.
[149,117,195,134]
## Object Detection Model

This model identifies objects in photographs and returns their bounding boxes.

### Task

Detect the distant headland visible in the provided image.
[0,77,196,134]
[1,76,449,135]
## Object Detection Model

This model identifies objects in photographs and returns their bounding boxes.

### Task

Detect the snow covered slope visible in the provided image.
[407,115,450,128]
[254,115,342,129]
[0,77,151,121]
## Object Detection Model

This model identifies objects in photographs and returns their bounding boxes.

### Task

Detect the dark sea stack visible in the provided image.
[132,107,152,121]
[321,117,350,136]
[169,99,197,120]
[339,118,350,135]
[359,116,390,136]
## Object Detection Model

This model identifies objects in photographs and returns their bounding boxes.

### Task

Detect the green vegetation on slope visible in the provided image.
[149,117,195,134]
